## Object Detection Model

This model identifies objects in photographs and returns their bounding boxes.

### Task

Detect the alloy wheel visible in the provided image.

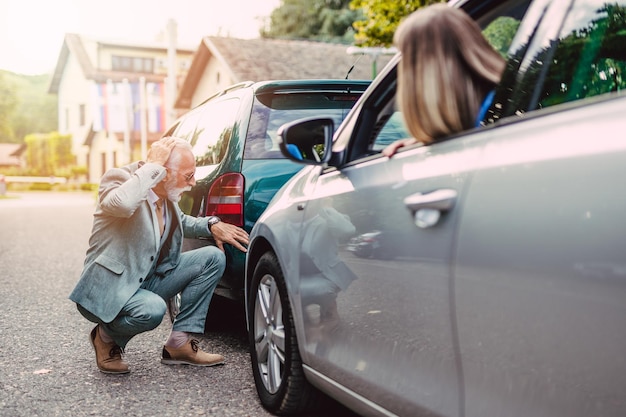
[253,273,286,394]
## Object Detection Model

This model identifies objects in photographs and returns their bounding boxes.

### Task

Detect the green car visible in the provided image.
[163,79,369,311]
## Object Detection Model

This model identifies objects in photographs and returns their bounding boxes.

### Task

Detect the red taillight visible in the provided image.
[206,173,244,227]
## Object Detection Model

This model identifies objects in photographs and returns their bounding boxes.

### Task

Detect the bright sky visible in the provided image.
[0,0,280,75]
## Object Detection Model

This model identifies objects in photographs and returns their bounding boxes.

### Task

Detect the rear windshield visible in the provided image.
[244,91,362,159]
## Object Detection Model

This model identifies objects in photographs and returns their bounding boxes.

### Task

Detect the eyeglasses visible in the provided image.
[166,166,195,183]
[181,171,195,182]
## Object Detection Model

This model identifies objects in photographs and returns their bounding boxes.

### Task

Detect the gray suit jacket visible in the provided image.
[69,161,211,323]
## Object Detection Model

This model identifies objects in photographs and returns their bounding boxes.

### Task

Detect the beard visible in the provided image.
[164,175,192,203]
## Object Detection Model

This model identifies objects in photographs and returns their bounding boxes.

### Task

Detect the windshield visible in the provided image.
[244,91,362,159]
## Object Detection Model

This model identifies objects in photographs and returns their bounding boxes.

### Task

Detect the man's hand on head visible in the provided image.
[146,137,177,166]
[210,222,250,253]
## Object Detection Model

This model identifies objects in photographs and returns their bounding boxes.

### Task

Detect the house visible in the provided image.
[48,30,195,182]
[0,143,26,169]
[49,31,394,183]
[175,36,395,110]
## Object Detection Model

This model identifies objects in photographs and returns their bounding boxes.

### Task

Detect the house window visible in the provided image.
[112,55,154,73]
[79,104,85,127]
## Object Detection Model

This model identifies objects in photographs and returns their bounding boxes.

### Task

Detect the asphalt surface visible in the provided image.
[0,192,355,417]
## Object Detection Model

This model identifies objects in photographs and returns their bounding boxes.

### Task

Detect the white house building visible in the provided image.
[174,36,392,110]
[48,30,393,183]
[48,30,194,182]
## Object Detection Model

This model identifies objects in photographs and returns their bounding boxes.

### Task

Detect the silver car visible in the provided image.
[245,0,626,415]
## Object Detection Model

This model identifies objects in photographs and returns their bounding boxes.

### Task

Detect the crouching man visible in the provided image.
[69,136,249,374]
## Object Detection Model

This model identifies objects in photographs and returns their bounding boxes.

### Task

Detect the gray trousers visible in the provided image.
[77,246,225,348]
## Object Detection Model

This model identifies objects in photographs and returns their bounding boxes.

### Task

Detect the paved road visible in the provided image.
[0,192,353,417]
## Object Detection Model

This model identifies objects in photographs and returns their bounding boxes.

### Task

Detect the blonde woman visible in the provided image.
[383,4,506,157]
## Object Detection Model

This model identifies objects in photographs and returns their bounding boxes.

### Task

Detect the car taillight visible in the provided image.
[206,173,244,227]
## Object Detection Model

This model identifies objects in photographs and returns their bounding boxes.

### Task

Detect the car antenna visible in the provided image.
[345,54,364,79]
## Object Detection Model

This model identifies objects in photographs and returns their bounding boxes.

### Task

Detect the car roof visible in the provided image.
[251,79,372,95]
[449,0,517,14]
[195,79,370,108]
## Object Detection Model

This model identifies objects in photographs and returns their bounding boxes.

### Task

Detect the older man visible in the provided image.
[70,137,249,374]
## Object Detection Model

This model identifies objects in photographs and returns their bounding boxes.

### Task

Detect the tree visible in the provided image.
[12,74,57,142]
[24,132,73,177]
[500,3,626,118]
[349,0,444,46]
[0,72,17,142]
[482,17,521,58]
[0,71,58,144]
[263,0,361,43]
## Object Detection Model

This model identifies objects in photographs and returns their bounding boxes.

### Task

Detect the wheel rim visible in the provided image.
[174,293,181,313]
[253,273,286,394]
[168,293,181,321]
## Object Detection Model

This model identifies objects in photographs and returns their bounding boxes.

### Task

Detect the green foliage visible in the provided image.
[71,165,89,177]
[24,132,73,177]
[0,72,17,142]
[263,0,361,43]
[349,0,445,46]
[28,182,54,191]
[483,17,521,58]
[0,70,57,143]
[263,0,452,47]
[49,131,74,170]
[541,4,626,106]
[79,183,98,192]
[504,3,626,116]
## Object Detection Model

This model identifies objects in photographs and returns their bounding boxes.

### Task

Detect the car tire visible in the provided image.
[248,251,321,414]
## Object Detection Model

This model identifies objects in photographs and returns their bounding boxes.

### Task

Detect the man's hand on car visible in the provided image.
[210,222,249,252]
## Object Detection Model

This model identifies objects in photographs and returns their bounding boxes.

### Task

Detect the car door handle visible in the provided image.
[404,189,457,228]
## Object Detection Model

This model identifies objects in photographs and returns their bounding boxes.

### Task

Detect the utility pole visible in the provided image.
[122,78,132,164]
[166,19,178,128]
[139,76,148,160]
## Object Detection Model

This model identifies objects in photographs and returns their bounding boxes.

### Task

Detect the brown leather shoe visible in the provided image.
[89,325,129,374]
[161,338,224,367]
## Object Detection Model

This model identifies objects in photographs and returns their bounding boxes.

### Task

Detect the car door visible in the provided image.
[290,2,534,415]
[292,59,493,415]
[454,0,626,416]
[297,139,489,417]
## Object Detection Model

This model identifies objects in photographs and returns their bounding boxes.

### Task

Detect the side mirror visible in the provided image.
[277,117,334,165]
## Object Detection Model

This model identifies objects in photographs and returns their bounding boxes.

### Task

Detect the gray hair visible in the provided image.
[163,136,193,170]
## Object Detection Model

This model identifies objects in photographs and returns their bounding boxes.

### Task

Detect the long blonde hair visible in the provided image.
[394,4,505,144]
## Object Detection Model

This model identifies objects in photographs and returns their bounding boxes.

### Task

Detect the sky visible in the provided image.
[0,0,280,75]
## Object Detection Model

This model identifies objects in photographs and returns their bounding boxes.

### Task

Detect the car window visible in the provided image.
[245,92,361,159]
[173,98,240,168]
[530,0,626,110]
[496,0,626,119]
[365,0,532,154]
[370,110,410,152]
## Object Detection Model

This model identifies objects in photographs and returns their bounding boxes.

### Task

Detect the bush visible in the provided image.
[28,183,53,191]
[80,183,98,191]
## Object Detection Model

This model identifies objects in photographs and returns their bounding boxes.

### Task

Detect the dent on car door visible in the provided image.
[296,127,498,416]
[454,0,626,416]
